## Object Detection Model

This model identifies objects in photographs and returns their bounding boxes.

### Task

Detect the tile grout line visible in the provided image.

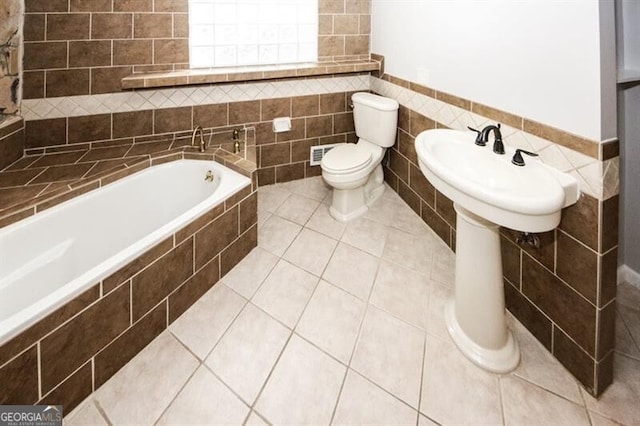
[415,326,428,425]
[497,375,507,426]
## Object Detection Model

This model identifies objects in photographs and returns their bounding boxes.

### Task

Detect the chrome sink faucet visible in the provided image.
[468,123,505,154]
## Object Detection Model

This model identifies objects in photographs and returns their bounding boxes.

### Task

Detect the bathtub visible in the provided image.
[0,159,251,345]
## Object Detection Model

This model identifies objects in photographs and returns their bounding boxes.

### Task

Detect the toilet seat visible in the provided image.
[321,143,372,175]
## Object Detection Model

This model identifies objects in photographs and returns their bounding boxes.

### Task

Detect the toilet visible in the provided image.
[321,92,399,222]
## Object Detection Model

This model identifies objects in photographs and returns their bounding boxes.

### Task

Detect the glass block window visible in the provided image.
[189,0,318,68]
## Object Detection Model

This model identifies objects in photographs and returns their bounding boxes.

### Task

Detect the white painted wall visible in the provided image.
[371,0,616,141]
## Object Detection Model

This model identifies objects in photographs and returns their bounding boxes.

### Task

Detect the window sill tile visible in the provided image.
[121,59,381,90]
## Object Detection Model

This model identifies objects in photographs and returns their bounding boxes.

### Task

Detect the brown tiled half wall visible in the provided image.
[0,181,257,411]
[381,91,618,397]
[22,92,358,186]
[0,117,24,170]
[22,0,190,99]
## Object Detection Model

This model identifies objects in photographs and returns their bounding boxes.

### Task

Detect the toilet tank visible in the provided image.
[352,92,399,148]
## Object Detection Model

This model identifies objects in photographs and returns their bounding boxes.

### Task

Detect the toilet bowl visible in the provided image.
[321,93,399,222]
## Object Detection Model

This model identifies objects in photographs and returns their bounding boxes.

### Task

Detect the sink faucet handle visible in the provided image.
[512,149,538,166]
[467,126,486,146]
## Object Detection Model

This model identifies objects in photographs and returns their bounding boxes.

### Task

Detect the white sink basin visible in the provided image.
[414,128,580,374]
[415,129,579,232]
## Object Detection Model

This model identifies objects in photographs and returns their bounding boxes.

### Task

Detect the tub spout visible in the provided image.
[191,126,206,152]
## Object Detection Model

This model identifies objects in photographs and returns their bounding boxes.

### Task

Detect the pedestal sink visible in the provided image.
[415,129,579,373]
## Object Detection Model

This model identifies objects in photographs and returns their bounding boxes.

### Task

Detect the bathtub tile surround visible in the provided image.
[0,133,254,228]
[0,115,23,169]
[59,177,639,426]
[0,158,258,409]
[19,79,368,189]
[374,73,618,396]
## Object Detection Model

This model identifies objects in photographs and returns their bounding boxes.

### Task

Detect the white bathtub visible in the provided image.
[0,159,251,345]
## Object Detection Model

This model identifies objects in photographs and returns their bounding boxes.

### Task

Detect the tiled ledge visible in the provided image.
[0,138,255,229]
[0,115,23,138]
[121,59,381,89]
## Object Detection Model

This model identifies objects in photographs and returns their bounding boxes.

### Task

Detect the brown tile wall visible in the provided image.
[23,92,358,186]
[22,0,190,99]
[381,86,618,397]
[318,0,371,61]
[0,118,24,170]
[0,183,257,411]
[22,0,372,99]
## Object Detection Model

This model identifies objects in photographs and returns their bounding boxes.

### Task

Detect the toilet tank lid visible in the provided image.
[352,92,399,111]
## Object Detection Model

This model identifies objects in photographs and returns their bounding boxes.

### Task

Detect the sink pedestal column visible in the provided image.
[445,203,520,373]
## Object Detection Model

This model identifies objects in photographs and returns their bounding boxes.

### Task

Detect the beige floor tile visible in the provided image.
[430,242,456,286]
[296,280,366,363]
[381,184,403,203]
[255,335,346,425]
[581,354,640,426]
[257,209,271,227]
[95,332,199,425]
[421,333,502,425]
[170,283,246,360]
[64,400,108,426]
[383,228,435,276]
[588,411,624,426]
[615,311,640,359]
[252,259,318,328]
[501,375,590,425]
[283,228,338,276]
[419,414,439,426]
[280,176,330,201]
[322,242,380,300]
[333,370,418,425]
[222,247,279,299]
[618,304,640,350]
[258,214,302,256]
[206,303,290,405]
[274,193,320,225]
[369,260,430,329]
[364,198,402,226]
[306,203,347,240]
[426,281,453,341]
[257,184,290,213]
[341,217,390,257]
[616,282,640,312]
[157,365,249,425]
[351,306,425,408]
[511,319,583,404]
[245,411,269,425]
[390,201,432,236]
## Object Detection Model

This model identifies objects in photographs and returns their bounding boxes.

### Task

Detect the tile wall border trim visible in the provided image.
[378,72,618,162]
[21,74,371,121]
[371,76,619,201]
